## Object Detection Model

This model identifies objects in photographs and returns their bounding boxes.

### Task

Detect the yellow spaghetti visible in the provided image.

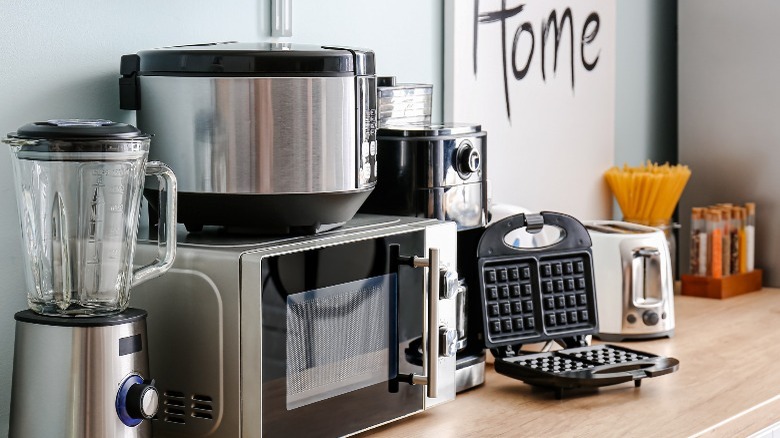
[604,161,691,223]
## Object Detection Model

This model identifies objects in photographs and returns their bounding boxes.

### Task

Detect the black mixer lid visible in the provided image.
[121,42,375,77]
[8,119,149,140]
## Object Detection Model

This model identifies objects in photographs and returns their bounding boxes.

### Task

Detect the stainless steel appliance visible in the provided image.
[10,310,157,438]
[359,123,488,392]
[585,220,675,341]
[130,215,459,437]
[361,123,487,229]
[4,120,178,437]
[119,41,377,234]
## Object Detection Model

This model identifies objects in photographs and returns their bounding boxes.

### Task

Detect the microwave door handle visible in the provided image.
[410,248,440,398]
[395,247,456,398]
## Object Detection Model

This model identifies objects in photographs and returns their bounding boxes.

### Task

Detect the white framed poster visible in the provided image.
[445,0,616,220]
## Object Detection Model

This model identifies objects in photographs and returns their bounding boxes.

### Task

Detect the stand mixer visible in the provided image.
[3,120,177,438]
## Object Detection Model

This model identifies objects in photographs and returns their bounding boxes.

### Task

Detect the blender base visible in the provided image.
[9,308,155,438]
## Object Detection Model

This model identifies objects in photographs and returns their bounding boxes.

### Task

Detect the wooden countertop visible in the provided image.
[362,288,780,437]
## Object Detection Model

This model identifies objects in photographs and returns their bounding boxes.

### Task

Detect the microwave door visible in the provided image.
[258,233,434,437]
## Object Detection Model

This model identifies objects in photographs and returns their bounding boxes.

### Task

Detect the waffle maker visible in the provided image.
[477,212,679,399]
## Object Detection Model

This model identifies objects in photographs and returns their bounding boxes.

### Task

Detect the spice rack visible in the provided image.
[681,269,763,299]
[685,202,759,298]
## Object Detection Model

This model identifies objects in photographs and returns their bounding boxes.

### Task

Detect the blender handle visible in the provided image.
[133,161,177,286]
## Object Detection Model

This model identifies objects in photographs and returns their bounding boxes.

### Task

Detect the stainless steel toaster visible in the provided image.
[585,220,675,341]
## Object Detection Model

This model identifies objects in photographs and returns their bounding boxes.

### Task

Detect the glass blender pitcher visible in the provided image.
[4,119,177,316]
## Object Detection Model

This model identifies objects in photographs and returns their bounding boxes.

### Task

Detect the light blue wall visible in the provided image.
[0,2,260,433]
[615,1,677,168]
[613,0,677,219]
[292,0,444,121]
[0,1,443,433]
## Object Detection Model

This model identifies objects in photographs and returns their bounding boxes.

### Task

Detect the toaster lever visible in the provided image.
[634,248,660,258]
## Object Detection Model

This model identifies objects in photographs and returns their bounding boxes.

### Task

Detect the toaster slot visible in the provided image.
[631,247,664,306]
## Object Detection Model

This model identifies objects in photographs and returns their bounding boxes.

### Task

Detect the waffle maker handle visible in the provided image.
[477,212,592,258]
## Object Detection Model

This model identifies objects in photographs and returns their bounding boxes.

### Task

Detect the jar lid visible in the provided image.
[122,42,375,77]
[9,119,148,140]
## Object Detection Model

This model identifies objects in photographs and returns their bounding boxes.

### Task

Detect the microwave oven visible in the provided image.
[131,215,459,437]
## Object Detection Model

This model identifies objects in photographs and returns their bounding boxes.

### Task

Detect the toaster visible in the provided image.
[585,220,674,341]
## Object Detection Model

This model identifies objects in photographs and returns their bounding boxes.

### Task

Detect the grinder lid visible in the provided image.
[377,122,483,138]
[122,41,375,77]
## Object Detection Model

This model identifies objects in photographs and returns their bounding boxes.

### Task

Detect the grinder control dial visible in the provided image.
[456,140,481,178]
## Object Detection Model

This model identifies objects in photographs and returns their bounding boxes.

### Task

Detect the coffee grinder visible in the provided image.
[360,122,488,391]
[3,120,177,438]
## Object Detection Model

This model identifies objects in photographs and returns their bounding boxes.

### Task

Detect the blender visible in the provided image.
[3,120,177,438]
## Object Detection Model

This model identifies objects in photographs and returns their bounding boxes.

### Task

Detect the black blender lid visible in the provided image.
[8,119,148,140]
[123,41,375,77]
[378,122,483,138]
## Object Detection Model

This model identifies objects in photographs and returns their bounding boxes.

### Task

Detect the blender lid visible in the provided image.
[8,119,149,140]
[123,41,375,77]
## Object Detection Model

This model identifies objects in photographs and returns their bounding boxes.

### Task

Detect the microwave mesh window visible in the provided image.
[285,274,397,410]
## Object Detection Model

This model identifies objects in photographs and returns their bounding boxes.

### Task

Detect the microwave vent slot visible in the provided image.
[192,402,213,412]
[165,407,186,416]
[191,393,215,419]
[163,388,186,421]
[164,416,186,424]
[159,389,215,423]
[164,398,185,407]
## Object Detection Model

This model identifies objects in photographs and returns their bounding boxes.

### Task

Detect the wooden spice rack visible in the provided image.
[681,269,763,299]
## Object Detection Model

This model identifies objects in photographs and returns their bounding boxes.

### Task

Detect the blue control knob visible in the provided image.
[116,374,159,427]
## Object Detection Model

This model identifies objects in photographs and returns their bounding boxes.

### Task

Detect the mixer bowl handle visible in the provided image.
[133,161,177,286]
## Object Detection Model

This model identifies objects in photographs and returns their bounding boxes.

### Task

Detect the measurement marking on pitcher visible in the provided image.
[92,168,130,177]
